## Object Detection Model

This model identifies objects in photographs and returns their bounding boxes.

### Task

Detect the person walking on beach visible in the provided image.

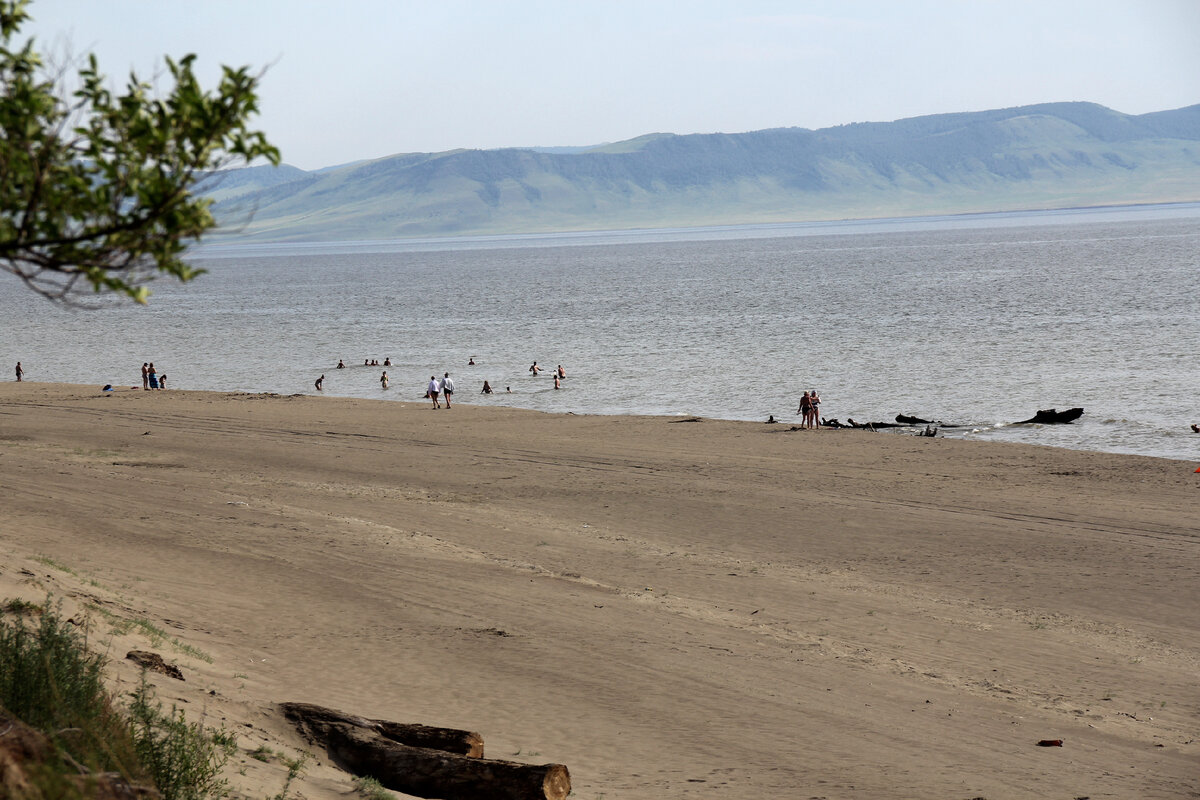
[428,375,442,408]
[315,374,324,391]
[380,371,389,389]
[809,389,821,429]
[442,372,455,407]
[141,362,149,390]
[797,391,813,429]
[14,362,22,382]
[147,363,159,390]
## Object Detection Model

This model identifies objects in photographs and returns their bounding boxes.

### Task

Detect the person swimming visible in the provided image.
[481,380,493,394]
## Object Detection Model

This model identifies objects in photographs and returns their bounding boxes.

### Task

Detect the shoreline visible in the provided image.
[5,379,1196,465]
[2,381,1197,799]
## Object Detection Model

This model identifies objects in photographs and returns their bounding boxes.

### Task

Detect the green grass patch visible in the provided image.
[354,774,393,799]
[85,603,213,663]
[1,598,233,799]
[32,554,77,575]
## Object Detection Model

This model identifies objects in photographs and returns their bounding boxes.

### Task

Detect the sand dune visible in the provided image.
[1,383,1196,799]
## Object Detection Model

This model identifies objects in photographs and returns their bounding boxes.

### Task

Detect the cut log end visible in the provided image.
[542,764,572,800]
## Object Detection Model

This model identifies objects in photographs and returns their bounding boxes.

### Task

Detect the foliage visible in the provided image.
[0,0,278,304]
[128,674,238,800]
[0,597,139,774]
[0,598,237,799]
[353,774,393,800]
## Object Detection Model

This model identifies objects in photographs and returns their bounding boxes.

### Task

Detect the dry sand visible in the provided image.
[1,382,1197,799]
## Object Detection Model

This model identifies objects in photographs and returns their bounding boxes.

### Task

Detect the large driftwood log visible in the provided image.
[1016,407,1084,424]
[280,702,570,800]
[281,702,483,756]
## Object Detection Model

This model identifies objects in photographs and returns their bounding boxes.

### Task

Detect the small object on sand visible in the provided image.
[1036,739,1064,747]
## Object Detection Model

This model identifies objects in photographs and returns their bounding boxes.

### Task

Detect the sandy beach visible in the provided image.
[1,382,1196,799]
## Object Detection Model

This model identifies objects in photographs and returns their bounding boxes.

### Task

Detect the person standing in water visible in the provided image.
[380,371,389,389]
[14,362,23,382]
[315,374,324,391]
[529,361,542,375]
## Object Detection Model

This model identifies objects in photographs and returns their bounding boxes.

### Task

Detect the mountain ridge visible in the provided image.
[207,101,1200,242]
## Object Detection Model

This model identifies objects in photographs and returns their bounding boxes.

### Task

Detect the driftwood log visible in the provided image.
[281,702,483,756]
[1016,407,1084,424]
[127,650,185,681]
[280,702,570,800]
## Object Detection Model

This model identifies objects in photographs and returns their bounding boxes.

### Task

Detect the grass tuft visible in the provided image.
[1,597,234,799]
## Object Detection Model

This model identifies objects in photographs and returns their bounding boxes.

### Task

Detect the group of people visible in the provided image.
[336,358,393,369]
[426,373,455,408]
[316,357,566,401]
[796,389,821,428]
[529,361,567,389]
[141,362,165,390]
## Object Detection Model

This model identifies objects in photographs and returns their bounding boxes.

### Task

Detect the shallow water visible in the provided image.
[3,204,1199,461]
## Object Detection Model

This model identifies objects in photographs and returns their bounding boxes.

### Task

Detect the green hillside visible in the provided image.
[208,102,1200,242]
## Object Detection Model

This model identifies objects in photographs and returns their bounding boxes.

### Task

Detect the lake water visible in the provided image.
[3,203,1199,461]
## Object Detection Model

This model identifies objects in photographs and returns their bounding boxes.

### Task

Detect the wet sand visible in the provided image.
[1,382,1197,799]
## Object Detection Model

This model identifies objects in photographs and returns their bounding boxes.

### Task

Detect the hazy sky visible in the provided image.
[22,1,1200,170]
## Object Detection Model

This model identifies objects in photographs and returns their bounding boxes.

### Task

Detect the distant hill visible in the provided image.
[207,102,1200,242]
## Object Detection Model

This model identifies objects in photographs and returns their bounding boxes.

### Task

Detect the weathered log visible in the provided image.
[280,703,569,800]
[895,413,933,425]
[1016,407,1084,425]
[846,418,907,429]
[127,650,185,681]
[281,702,483,756]
[327,721,569,800]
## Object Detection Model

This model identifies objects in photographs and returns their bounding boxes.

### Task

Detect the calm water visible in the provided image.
[3,204,1199,461]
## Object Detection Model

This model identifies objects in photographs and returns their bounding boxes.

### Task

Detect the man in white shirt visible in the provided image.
[442,372,455,408]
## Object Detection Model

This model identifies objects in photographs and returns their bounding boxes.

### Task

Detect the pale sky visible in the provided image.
[22,1,1200,170]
